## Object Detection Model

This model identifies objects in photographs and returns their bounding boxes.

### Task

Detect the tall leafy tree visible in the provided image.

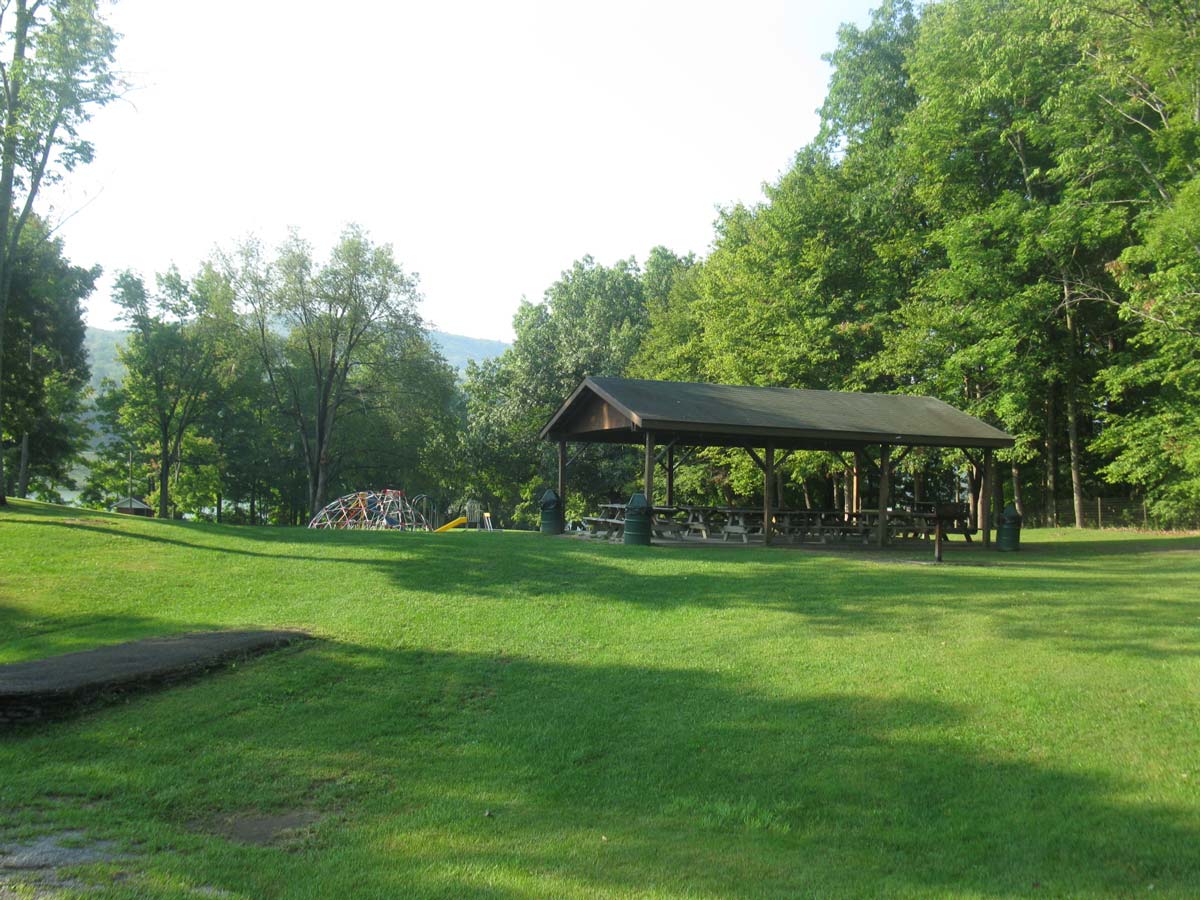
[1084,0,1200,520]
[231,226,425,516]
[465,254,653,523]
[109,266,229,517]
[1,215,95,497]
[0,0,118,505]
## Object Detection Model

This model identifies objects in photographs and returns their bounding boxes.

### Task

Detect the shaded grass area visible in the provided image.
[1,500,1199,897]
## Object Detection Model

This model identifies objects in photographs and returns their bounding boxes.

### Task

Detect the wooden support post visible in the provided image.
[666,444,675,508]
[982,447,993,548]
[877,445,891,547]
[555,440,567,533]
[643,431,655,501]
[853,449,864,512]
[763,443,774,546]
[557,440,566,505]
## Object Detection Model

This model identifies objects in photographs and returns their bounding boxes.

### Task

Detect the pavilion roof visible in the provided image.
[540,376,1014,451]
[113,496,152,510]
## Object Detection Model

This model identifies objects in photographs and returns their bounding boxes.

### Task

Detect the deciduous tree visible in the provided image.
[0,0,118,505]
[231,226,425,516]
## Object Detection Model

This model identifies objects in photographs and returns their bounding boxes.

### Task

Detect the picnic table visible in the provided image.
[583,503,688,541]
[581,503,956,545]
[665,505,759,541]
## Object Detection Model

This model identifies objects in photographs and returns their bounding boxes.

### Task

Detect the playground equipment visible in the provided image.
[307,490,497,533]
[410,494,441,530]
[464,499,495,531]
[308,489,430,531]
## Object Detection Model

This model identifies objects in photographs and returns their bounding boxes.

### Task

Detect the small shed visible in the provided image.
[113,496,153,517]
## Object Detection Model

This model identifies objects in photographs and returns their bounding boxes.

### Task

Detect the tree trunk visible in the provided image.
[313,458,329,518]
[801,479,812,510]
[158,427,170,518]
[843,468,853,516]
[719,480,736,506]
[0,328,7,505]
[967,464,980,528]
[992,453,1004,525]
[216,492,222,524]
[1011,462,1024,518]
[1044,386,1057,527]
[1065,389,1085,528]
[16,431,30,498]
[1064,306,1085,529]
[0,6,44,508]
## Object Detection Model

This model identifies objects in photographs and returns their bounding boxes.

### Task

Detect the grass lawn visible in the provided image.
[1,500,1198,898]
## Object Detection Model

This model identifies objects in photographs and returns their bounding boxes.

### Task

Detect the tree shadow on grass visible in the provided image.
[334,534,1200,661]
[8,506,1200,661]
[2,640,1196,898]
[0,604,234,664]
[12,516,329,563]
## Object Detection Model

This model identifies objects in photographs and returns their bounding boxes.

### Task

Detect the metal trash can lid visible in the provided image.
[1000,503,1022,524]
[627,492,650,510]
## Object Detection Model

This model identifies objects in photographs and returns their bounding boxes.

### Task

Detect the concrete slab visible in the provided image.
[0,630,311,726]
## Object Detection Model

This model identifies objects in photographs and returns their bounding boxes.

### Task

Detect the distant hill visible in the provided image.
[85,327,126,393]
[427,331,510,373]
[84,326,509,390]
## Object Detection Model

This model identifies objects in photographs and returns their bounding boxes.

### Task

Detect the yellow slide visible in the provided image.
[434,516,468,533]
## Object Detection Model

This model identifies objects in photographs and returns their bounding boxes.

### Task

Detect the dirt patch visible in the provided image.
[0,830,124,897]
[0,831,121,871]
[208,809,322,846]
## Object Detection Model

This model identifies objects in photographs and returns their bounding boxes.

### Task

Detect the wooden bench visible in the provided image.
[721,524,750,543]
[582,516,625,540]
[891,513,937,541]
[652,516,687,540]
[935,504,977,541]
[814,513,870,544]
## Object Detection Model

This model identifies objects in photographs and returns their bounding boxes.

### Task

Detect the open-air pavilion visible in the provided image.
[540,376,1015,548]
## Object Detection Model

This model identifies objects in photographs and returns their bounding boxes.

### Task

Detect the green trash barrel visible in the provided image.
[623,492,652,546]
[996,503,1022,551]
[539,489,563,535]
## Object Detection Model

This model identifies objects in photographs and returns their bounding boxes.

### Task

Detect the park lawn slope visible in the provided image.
[1,499,1198,898]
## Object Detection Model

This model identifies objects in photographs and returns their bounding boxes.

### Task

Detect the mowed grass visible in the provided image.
[1,501,1198,899]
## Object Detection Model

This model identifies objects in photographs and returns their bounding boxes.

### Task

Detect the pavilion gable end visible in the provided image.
[555,389,633,437]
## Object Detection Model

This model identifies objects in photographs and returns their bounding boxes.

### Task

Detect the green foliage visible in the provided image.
[230,226,458,519]
[622,0,1200,520]
[98,266,231,518]
[464,254,657,524]
[0,0,121,504]
[1,216,96,497]
[22,0,1200,524]
[1085,2,1200,517]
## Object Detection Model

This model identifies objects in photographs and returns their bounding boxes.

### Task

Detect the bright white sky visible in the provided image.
[49,0,877,341]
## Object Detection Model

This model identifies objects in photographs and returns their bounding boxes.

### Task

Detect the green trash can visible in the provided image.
[623,492,652,546]
[996,503,1022,551]
[539,489,563,535]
